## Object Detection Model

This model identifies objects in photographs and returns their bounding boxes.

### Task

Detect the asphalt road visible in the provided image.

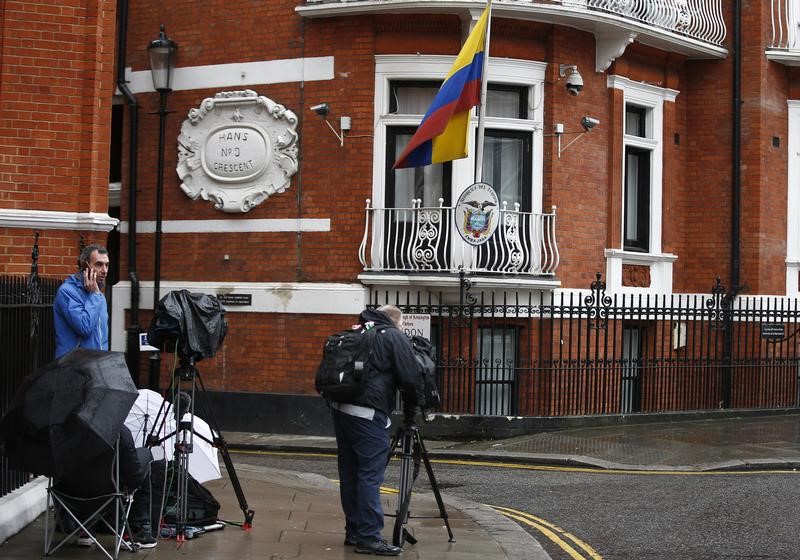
[229,450,800,560]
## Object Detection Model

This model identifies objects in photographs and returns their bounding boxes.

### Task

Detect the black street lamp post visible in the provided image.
[147,24,177,391]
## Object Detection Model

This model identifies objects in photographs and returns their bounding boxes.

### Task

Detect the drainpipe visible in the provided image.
[723,0,743,408]
[731,0,741,295]
[117,0,141,386]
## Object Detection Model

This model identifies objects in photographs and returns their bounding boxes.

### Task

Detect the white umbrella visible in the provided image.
[179,414,221,483]
[125,389,176,460]
[124,389,221,482]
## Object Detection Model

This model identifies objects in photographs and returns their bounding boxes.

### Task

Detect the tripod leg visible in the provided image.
[175,374,191,541]
[386,428,402,468]
[194,372,255,529]
[415,431,455,542]
[392,428,415,547]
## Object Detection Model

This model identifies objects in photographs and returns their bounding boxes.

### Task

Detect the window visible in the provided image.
[479,86,532,211]
[388,82,530,209]
[609,76,676,259]
[623,104,652,252]
[621,325,642,413]
[373,56,545,272]
[476,327,517,415]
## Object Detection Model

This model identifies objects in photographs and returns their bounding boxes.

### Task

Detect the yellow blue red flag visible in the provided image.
[393,5,490,169]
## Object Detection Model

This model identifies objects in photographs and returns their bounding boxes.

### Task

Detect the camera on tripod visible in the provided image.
[147,290,228,364]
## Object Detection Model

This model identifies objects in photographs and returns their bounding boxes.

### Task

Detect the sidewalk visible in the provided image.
[3,413,800,559]
[0,462,546,560]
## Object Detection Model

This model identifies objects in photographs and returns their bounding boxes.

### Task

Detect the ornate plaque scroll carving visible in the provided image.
[177,90,299,213]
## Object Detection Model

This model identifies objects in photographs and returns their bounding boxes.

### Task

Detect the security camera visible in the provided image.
[565,72,583,96]
[559,64,583,96]
[310,103,330,117]
[581,116,600,131]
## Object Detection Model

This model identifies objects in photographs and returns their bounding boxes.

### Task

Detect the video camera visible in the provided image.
[409,335,441,417]
[147,290,228,362]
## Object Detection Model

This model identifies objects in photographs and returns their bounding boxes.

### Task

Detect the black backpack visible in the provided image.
[410,335,441,412]
[150,460,221,527]
[315,324,379,402]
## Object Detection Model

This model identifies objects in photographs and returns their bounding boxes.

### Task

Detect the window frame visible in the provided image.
[610,76,677,256]
[374,55,545,214]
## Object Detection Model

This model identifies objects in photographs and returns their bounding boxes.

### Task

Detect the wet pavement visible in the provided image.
[446,413,800,471]
[3,412,800,560]
[225,412,800,472]
[0,462,543,560]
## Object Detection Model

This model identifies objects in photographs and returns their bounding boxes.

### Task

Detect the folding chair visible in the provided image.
[43,438,140,559]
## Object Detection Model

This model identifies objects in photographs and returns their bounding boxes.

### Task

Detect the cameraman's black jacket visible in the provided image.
[350,308,423,417]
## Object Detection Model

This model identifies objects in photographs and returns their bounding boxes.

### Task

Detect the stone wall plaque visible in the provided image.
[177,90,299,213]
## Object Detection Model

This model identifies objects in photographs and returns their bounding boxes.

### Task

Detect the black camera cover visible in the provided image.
[147,290,227,361]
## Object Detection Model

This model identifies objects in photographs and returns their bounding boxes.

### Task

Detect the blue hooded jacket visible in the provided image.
[53,273,109,358]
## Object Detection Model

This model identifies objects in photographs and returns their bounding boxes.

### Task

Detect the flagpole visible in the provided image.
[474,0,492,184]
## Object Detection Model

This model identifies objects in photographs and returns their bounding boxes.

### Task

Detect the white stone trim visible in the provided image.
[117,218,330,234]
[0,477,47,544]
[604,248,677,295]
[109,281,369,352]
[121,57,334,94]
[358,273,560,290]
[604,75,679,294]
[0,209,119,232]
[787,100,800,296]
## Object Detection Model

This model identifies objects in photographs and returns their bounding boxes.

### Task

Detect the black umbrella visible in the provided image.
[0,349,138,479]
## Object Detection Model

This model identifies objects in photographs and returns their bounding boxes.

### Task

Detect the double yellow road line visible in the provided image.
[489,505,602,560]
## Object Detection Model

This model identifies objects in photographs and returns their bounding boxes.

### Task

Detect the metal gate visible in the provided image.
[371,272,800,416]
[0,235,58,498]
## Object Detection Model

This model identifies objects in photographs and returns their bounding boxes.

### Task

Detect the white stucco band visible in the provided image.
[0,209,119,232]
[109,281,369,352]
[605,249,678,294]
[121,56,334,94]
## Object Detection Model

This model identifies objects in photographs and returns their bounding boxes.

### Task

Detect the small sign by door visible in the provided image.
[760,323,785,340]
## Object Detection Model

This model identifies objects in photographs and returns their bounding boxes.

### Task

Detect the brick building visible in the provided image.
[3,1,800,433]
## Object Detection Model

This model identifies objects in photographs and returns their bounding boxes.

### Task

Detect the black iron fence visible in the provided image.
[372,273,800,417]
[0,239,58,498]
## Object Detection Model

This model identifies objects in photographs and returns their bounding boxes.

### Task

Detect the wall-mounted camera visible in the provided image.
[581,116,600,130]
[559,64,584,96]
[310,103,330,117]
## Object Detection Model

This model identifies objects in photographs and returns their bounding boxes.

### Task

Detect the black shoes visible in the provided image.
[354,538,402,556]
[129,526,157,549]
[345,536,357,546]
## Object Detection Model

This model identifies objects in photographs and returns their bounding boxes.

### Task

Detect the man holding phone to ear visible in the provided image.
[53,244,111,359]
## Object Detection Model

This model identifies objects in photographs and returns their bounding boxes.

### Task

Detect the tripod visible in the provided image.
[148,355,255,541]
[387,419,454,547]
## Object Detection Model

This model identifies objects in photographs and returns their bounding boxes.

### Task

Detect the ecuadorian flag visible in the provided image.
[393,5,490,169]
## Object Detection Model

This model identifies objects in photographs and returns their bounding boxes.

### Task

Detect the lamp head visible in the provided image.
[147,24,178,93]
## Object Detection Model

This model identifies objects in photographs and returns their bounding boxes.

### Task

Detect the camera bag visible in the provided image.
[314,323,379,402]
[410,335,441,412]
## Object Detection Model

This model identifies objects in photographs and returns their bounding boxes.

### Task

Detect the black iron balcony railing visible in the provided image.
[359,199,559,276]
[300,0,727,49]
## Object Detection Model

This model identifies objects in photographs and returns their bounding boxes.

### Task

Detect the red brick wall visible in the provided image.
[0,0,117,275]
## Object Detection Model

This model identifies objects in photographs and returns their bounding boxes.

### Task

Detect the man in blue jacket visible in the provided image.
[53,244,110,359]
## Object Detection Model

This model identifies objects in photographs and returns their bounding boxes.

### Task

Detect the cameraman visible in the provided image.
[331,305,423,556]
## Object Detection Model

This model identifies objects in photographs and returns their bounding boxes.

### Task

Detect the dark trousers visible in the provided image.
[332,407,390,542]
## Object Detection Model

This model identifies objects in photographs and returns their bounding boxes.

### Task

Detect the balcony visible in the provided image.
[297,0,727,71]
[359,199,559,284]
[767,0,800,65]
